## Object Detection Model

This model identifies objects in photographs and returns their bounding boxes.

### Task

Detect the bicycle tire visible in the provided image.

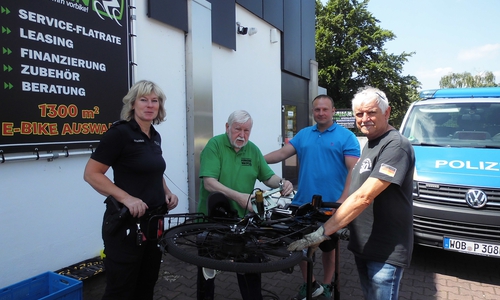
[162,222,304,273]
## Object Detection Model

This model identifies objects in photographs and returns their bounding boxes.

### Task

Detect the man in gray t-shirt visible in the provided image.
[288,86,415,300]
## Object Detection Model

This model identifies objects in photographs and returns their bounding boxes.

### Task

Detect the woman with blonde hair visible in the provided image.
[84,80,178,300]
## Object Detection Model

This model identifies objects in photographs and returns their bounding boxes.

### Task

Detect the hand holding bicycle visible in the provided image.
[279,179,294,196]
[287,225,331,251]
[122,195,149,218]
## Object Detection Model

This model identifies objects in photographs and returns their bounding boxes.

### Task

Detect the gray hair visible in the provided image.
[120,80,167,125]
[351,86,389,113]
[227,110,253,128]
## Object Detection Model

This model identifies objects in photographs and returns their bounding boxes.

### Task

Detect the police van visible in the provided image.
[399,87,500,258]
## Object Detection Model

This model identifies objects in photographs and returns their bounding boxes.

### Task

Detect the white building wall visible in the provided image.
[0,2,284,288]
[133,2,190,213]
[212,6,283,183]
[0,147,105,288]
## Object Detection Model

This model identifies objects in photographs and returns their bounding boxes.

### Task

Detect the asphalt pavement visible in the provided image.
[83,241,500,299]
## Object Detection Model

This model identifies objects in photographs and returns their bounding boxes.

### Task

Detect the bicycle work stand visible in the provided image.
[304,238,340,300]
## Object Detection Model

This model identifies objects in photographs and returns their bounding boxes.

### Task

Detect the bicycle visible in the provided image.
[155,188,347,299]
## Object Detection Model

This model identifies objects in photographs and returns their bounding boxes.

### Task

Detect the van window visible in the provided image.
[402,102,500,147]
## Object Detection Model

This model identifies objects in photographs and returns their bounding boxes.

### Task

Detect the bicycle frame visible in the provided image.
[250,186,289,219]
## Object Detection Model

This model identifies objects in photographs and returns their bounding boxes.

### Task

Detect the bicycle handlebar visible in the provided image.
[251,189,343,220]
[261,186,283,198]
[310,194,342,209]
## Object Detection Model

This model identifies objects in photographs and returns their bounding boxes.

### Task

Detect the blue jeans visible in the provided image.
[354,256,404,300]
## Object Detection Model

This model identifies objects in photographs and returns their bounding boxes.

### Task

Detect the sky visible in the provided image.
[321,0,500,91]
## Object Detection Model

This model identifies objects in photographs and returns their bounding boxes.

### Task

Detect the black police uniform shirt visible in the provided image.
[91,118,166,210]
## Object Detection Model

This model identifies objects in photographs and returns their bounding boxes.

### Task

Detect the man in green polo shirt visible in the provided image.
[196,109,294,300]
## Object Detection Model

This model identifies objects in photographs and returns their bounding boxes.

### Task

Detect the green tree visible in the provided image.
[316,0,420,128]
[439,71,498,88]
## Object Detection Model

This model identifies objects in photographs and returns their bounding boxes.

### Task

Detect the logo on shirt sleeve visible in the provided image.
[379,163,397,177]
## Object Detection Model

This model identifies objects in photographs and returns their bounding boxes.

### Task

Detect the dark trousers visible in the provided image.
[101,221,162,300]
[197,267,263,300]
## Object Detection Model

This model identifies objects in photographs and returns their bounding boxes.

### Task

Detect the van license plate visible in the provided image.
[443,237,500,257]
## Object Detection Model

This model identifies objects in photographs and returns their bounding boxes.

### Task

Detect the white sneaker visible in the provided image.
[202,267,221,280]
[293,281,324,300]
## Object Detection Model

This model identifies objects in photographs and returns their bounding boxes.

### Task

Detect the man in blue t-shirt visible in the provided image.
[265,95,360,300]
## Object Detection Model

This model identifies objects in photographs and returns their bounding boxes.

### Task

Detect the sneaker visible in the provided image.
[317,284,332,300]
[201,267,221,280]
[293,281,324,300]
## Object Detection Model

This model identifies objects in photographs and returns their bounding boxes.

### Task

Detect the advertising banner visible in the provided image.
[0,0,129,153]
[334,109,355,129]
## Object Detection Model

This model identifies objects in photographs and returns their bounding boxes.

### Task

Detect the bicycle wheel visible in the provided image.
[161,222,304,273]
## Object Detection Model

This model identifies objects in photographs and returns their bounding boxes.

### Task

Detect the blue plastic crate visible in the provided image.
[0,272,82,300]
